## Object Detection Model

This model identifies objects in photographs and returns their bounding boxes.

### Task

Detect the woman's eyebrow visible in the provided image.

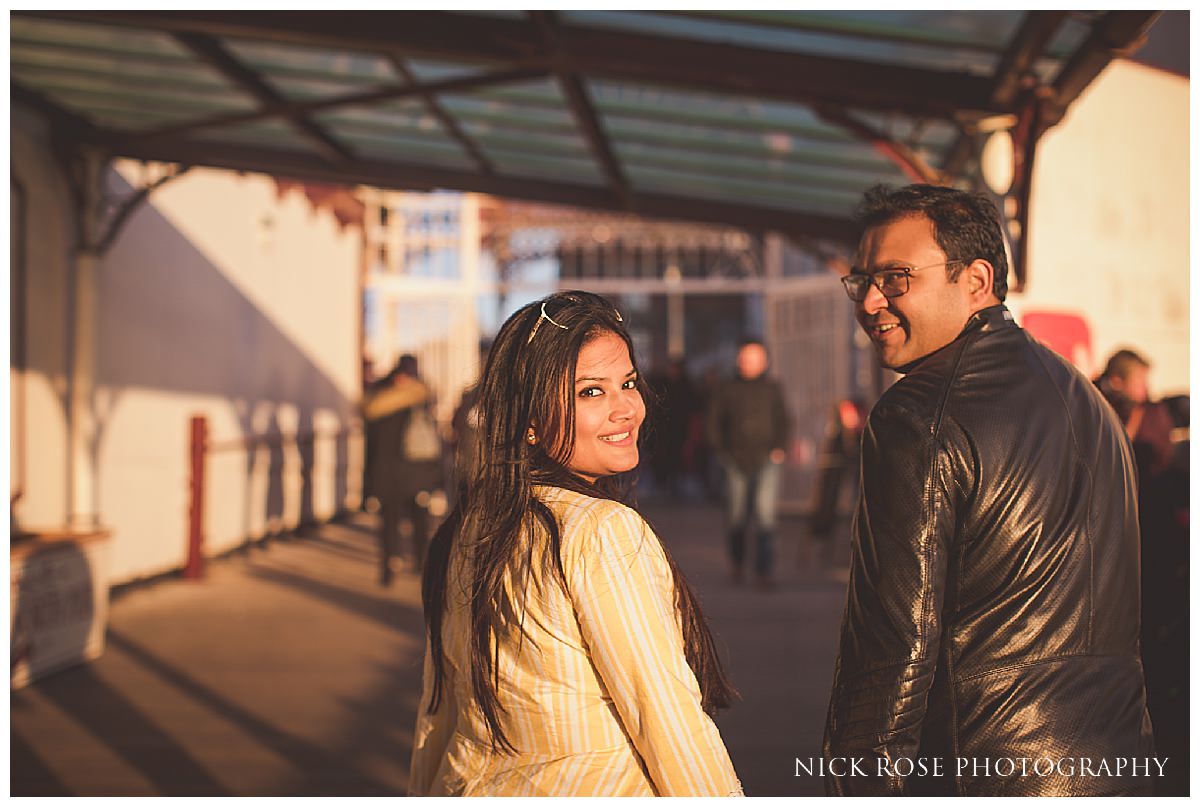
[575,368,637,384]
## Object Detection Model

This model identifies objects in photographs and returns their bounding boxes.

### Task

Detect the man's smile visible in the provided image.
[865,320,903,341]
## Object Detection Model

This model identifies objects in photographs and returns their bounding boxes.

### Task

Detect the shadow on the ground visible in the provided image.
[10,729,73,795]
[245,563,422,632]
[106,629,401,795]
[11,655,233,796]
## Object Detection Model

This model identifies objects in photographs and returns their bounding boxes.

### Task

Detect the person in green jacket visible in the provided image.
[706,338,790,588]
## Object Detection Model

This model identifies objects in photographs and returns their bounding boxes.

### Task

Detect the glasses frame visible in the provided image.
[840,260,963,302]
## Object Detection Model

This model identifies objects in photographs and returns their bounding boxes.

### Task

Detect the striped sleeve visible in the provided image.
[408,637,455,796]
[565,505,742,796]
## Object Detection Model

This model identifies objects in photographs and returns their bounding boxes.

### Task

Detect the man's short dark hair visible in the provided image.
[856,184,1009,301]
[1101,348,1150,381]
[386,353,419,382]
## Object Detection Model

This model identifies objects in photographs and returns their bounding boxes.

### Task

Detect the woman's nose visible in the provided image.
[612,390,639,420]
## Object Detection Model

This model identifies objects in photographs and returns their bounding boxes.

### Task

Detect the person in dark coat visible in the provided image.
[648,358,695,499]
[823,184,1154,796]
[807,397,866,566]
[1097,349,1189,795]
[363,354,443,585]
[706,339,790,587]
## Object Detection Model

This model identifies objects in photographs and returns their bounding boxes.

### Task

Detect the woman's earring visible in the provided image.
[526,427,537,445]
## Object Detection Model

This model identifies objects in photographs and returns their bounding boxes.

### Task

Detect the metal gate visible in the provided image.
[765,275,859,514]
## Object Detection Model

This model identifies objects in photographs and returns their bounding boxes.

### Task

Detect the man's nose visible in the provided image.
[861,282,889,315]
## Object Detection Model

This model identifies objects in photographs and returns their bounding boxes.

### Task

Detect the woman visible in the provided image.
[410,291,742,796]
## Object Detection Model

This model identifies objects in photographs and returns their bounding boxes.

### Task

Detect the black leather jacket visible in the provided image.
[824,306,1154,796]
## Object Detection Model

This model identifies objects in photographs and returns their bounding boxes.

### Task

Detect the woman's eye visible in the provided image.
[579,387,602,398]
[622,378,638,390]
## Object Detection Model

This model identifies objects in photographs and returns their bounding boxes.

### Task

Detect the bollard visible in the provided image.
[185,414,207,580]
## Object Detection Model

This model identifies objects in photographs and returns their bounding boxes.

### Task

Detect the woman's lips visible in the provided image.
[598,430,634,446]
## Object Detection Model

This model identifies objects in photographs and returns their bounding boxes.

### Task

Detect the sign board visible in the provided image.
[11,530,110,689]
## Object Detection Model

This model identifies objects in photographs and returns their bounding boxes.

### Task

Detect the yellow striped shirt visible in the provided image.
[409,485,742,796]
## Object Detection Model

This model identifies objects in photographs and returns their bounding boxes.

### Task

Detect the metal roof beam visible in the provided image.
[816,106,943,185]
[89,136,858,243]
[450,85,868,145]
[944,11,1068,177]
[172,31,354,166]
[388,56,495,175]
[530,11,631,209]
[988,11,1071,108]
[12,81,103,141]
[127,68,547,144]
[428,108,897,172]
[662,11,1014,55]
[22,11,1004,118]
[1041,10,1161,131]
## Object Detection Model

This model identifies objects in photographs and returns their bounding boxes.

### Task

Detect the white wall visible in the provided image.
[11,105,365,585]
[95,163,364,582]
[11,105,75,529]
[1008,60,1189,397]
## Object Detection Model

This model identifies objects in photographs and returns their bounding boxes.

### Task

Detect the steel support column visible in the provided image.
[65,148,106,529]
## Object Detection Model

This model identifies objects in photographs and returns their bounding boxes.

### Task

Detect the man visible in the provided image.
[706,339,790,588]
[807,397,866,568]
[363,355,442,584]
[649,358,697,500]
[1096,348,1174,476]
[1096,348,1189,795]
[823,185,1153,795]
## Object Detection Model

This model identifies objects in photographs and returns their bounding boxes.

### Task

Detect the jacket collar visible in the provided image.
[895,304,1016,374]
[965,303,1017,335]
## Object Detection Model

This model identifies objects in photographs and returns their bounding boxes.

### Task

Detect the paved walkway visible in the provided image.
[11,501,851,796]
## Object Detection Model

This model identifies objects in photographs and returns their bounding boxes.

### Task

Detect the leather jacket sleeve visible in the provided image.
[823,398,958,795]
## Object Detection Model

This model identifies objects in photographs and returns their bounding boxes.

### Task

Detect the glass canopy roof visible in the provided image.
[10,10,1161,244]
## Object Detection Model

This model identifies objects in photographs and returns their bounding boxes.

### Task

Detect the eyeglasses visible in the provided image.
[840,260,962,302]
[526,292,623,344]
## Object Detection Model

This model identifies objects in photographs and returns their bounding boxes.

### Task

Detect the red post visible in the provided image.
[185,414,207,580]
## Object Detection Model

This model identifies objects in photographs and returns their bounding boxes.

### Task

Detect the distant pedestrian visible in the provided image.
[362,355,442,584]
[448,381,481,499]
[807,397,865,566]
[448,341,491,503]
[410,291,740,796]
[360,356,381,512]
[1096,348,1174,475]
[706,338,790,588]
[648,357,695,499]
[1097,348,1189,795]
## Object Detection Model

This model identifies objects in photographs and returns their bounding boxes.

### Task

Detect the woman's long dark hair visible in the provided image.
[422,290,736,753]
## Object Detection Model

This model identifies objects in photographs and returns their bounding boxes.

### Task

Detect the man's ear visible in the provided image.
[962,259,997,307]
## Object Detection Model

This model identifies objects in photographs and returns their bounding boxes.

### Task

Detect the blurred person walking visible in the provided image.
[362,354,442,585]
[806,397,866,569]
[706,339,790,588]
[1097,348,1189,795]
[447,340,491,503]
[648,357,695,499]
[410,291,741,796]
[1096,348,1174,476]
[824,184,1153,796]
